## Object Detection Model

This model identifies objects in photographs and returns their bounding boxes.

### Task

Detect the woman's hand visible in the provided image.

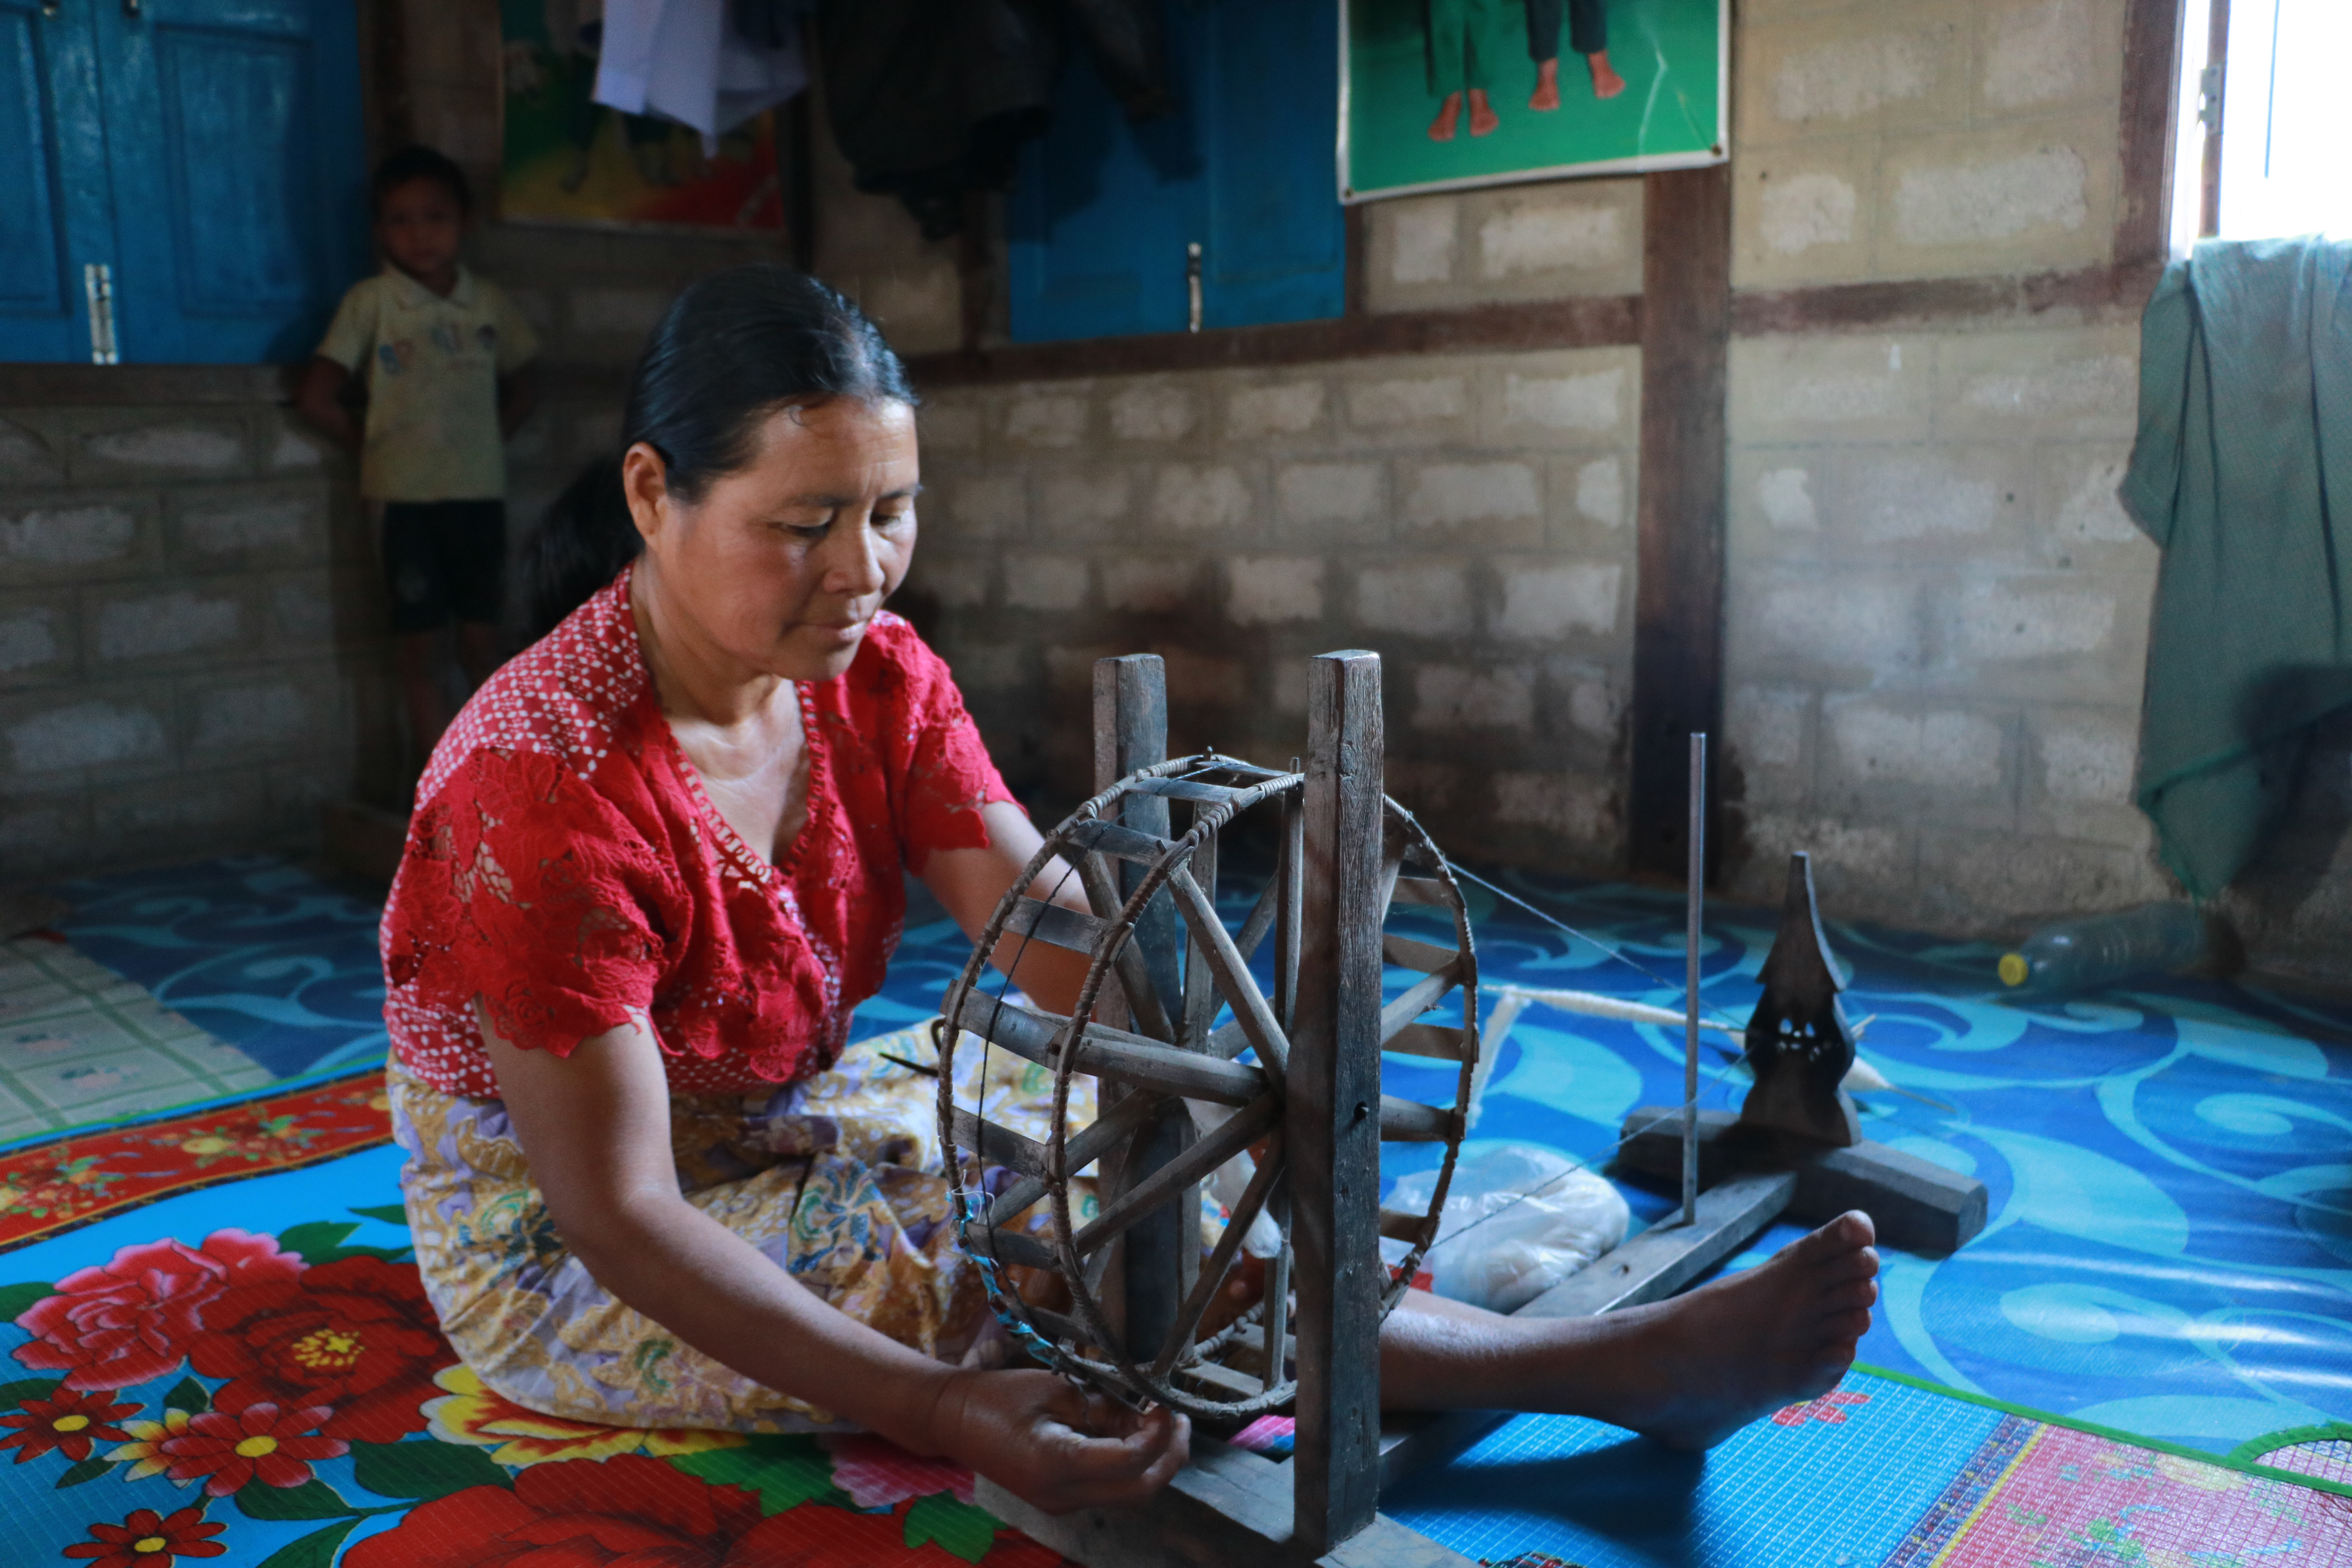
[930,1368,1190,1516]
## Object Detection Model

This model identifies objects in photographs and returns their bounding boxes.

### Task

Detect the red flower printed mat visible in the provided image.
[0,1069,1062,1567]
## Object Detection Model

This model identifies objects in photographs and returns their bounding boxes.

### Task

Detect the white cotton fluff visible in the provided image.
[1381,1143,1630,1314]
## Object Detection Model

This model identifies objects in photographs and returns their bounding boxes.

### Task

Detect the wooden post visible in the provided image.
[1289,651,1385,1554]
[1628,165,1731,883]
[1094,656,1189,1363]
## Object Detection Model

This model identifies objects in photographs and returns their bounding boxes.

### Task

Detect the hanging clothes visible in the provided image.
[814,0,1174,240]
[594,0,809,144]
[2120,236,2352,898]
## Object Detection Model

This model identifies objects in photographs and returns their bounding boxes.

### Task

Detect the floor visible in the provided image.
[25,852,2352,1469]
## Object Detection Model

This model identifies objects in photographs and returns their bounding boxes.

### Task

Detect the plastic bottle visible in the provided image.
[1997,902,2203,994]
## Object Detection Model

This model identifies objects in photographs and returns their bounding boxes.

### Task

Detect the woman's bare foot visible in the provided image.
[1428,92,1463,142]
[1592,1211,1880,1449]
[1587,50,1626,100]
[1467,88,1500,136]
[1380,1210,1880,1452]
[1530,58,1562,110]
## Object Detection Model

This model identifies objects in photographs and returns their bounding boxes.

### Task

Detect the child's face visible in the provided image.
[376,178,463,283]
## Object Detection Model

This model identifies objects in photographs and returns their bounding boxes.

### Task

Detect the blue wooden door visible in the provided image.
[1196,0,1344,330]
[1008,6,1204,343]
[0,0,118,361]
[90,0,370,361]
[1009,0,1344,344]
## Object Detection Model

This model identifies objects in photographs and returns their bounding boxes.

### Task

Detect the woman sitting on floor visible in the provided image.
[378,264,1883,1517]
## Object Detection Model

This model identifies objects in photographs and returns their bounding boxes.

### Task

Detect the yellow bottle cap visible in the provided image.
[1998,953,2029,988]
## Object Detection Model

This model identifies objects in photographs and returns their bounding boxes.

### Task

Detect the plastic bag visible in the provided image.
[1379,1143,1629,1314]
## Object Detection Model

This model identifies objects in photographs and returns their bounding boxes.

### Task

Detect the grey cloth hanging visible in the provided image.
[2119,236,2352,898]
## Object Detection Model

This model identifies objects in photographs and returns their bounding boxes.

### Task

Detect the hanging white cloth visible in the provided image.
[593,0,806,143]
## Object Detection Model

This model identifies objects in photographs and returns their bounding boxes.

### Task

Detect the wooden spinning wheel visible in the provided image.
[935,748,1480,1421]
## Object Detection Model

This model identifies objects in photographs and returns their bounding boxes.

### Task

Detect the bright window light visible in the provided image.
[2185,0,2352,246]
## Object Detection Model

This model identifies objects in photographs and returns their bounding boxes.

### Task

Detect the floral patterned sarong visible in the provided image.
[388,1021,1095,1434]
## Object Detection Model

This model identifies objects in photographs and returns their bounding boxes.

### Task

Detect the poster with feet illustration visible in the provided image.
[1341,0,1727,201]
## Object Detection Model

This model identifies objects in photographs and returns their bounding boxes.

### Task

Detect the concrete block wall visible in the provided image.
[0,404,394,880]
[1719,321,2169,927]
[1731,0,2126,288]
[1702,0,2204,940]
[903,348,1641,867]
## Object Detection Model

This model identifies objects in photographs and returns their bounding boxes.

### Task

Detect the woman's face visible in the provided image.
[626,397,919,684]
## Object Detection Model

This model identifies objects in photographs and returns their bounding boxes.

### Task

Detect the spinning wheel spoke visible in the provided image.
[1151,1131,1286,1380]
[1167,866,1291,1082]
[1074,852,1176,1043]
[1071,1094,1280,1257]
[1377,962,1464,1044]
[946,992,1267,1105]
[1000,896,1111,955]
[1230,874,1282,967]
[980,1092,1168,1230]
[1383,1022,1471,1060]
[1377,1095,1460,1142]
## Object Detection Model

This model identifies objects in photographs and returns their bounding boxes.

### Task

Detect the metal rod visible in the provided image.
[1682,733,1706,1228]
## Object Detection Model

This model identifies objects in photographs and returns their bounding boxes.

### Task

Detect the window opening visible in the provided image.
[2172,0,2352,248]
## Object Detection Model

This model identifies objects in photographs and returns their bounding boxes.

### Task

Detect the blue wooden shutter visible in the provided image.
[1196,0,1344,330]
[0,0,118,361]
[1007,9,1203,343]
[91,0,369,362]
[1009,0,1343,345]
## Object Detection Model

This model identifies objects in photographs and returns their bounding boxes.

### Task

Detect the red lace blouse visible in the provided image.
[380,568,1014,1098]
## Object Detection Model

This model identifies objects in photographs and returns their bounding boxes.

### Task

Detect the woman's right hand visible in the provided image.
[930,1368,1191,1516]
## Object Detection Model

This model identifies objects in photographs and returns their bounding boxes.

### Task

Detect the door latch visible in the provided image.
[84,263,119,365]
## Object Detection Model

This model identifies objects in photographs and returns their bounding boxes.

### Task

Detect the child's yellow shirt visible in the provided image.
[316,265,541,502]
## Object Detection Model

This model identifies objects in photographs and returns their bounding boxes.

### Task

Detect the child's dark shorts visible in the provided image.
[381,499,506,633]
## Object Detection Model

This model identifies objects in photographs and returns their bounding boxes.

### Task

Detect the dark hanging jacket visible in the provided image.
[815,0,1174,239]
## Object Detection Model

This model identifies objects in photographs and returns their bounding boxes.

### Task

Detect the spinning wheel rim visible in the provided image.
[937,754,1480,1421]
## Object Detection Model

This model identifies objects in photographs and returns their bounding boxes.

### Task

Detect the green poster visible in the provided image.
[1340,0,1727,202]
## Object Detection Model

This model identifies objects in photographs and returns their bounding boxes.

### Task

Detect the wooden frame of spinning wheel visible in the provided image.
[940,650,1486,1565]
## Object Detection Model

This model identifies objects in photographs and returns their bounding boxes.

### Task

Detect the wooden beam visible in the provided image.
[1729,261,2165,338]
[907,294,1641,388]
[1095,656,1191,1367]
[1290,650,1387,1555]
[1627,164,1732,883]
[1515,1171,1797,1318]
[2116,0,2190,266]
[977,1436,1480,1568]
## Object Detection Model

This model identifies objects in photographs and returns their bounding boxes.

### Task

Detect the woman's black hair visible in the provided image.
[624,264,916,506]
[520,265,915,639]
[521,457,638,644]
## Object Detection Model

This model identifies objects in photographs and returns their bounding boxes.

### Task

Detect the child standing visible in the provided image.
[298,145,541,758]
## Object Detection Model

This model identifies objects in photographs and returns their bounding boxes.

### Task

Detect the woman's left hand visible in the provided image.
[928,1367,1191,1516]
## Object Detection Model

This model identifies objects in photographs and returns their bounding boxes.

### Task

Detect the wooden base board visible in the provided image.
[1617,1107,1987,1254]
[978,1436,1478,1568]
